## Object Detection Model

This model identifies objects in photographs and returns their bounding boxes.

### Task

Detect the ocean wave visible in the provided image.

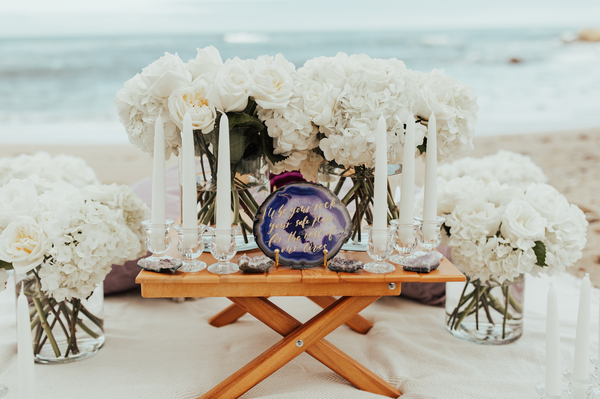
[223,32,268,44]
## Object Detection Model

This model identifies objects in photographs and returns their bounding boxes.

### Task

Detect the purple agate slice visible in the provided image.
[402,251,443,273]
[253,182,352,269]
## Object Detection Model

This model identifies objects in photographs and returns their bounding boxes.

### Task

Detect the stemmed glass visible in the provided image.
[415,216,446,251]
[363,225,396,274]
[137,219,182,271]
[207,226,241,275]
[389,220,419,265]
[174,224,207,272]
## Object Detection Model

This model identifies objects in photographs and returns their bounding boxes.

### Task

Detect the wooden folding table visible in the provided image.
[136,247,464,399]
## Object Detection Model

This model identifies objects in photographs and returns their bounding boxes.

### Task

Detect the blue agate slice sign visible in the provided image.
[253,182,352,269]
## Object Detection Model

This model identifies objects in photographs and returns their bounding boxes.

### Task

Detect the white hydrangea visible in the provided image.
[438,150,547,189]
[414,69,479,162]
[427,176,587,283]
[0,152,100,188]
[0,178,149,301]
[114,73,181,159]
[80,184,150,259]
[299,53,422,168]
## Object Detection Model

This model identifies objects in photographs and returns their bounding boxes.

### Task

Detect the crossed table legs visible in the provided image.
[201,296,402,399]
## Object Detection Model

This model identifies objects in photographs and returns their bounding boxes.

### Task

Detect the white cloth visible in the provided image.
[0,273,594,398]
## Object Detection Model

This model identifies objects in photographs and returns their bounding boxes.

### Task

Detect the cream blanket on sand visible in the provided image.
[0,273,593,398]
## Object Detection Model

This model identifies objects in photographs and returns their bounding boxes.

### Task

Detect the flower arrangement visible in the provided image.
[0,152,100,188]
[434,176,587,338]
[0,177,149,359]
[115,47,478,240]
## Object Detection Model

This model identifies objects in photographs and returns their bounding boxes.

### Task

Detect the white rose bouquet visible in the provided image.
[0,177,149,359]
[438,176,587,338]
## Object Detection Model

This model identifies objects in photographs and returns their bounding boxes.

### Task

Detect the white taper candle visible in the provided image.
[17,284,36,399]
[398,115,415,241]
[181,112,198,247]
[373,116,388,250]
[422,112,437,239]
[216,113,231,250]
[545,283,562,396]
[151,115,166,244]
[573,274,591,381]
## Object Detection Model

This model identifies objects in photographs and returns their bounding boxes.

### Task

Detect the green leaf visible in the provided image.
[228,127,247,163]
[533,241,547,267]
[417,137,427,155]
[261,130,287,165]
[0,259,13,271]
[227,112,265,132]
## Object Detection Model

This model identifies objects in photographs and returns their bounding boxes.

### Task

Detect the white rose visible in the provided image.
[251,54,295,109]
[302,80,338,126]
[207,58,253,112]
[141,52,192,98]
[186,46,223,80]
[0,217,49,274]
[500,199,546,249]
[168,79,216,133]
[0,268,8,293]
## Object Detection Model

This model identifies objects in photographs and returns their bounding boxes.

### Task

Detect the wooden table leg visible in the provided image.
[307,296,373,334]
[209,296,373,334]
[201,296,400,399]
[208,304,247,327]
[231,297,401,398]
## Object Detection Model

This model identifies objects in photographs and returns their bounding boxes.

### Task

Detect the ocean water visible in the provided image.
[0,28,599,144]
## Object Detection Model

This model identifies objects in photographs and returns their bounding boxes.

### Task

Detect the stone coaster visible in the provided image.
[402,251,443,273]
[138,257,183,273]
[239,254,274,273]
[327,258,364,273]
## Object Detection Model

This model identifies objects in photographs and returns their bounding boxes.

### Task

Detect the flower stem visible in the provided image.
[502,285,509,339]
[508,290,523,314]
[79,304,104,331]
[480,289,495,325]
[475,284,480,330]
[32,298,61,358]
[447,276,471,327]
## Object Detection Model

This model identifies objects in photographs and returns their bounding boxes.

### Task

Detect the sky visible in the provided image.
[0,0,599,37]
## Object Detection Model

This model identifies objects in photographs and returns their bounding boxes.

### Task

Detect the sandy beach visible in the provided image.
[1,128,598,284]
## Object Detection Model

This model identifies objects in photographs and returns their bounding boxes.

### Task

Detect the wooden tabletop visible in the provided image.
[136,247,465,298]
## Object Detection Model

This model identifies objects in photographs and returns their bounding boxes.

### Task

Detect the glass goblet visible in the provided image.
[207,226,241,275]
[363,225,396,274]
[174,224,207,273]
[389,220,419,265]
[415,215,446,251]
[138,219,183,271]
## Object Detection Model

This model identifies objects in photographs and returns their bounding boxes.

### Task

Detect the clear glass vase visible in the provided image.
[179,129,269,250]
[445,274,525,345]
[16,273,105,364]
[318,163,401,251]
